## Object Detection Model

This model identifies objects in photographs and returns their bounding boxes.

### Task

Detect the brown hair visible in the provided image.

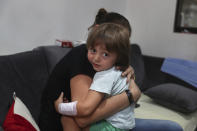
[87,23,130,70]
[89,8,132,37]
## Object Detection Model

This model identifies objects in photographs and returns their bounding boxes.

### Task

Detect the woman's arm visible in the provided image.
[71,74,141,128]
[59,74,93,131]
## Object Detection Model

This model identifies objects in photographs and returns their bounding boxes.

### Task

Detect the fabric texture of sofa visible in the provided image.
[0,44,196,131]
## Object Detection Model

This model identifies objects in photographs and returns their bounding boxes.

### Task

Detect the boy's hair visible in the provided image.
[89,8,132,37]
[87,23,130,70]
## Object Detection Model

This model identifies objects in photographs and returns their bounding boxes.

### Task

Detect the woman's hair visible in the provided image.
[87,23,130,70]
[89,8,132,37]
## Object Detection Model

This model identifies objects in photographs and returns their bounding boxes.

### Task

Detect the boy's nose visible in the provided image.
[94,54,100,62]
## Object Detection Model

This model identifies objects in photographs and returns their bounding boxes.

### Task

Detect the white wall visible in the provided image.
[0,0,197,61]
[126,0,197,61]
[0,0,127,55]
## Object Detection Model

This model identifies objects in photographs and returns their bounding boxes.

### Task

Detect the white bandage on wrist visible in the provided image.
[58,101,78,116]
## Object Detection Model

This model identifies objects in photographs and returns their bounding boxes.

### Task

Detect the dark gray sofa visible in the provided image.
[0,45,71,126]
[0,44,196,130]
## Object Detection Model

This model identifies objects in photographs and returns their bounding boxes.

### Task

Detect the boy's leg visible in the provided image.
[89,120,125,131]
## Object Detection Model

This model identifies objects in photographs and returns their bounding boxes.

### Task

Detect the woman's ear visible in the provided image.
[94,24,99,27]
[88,24,99,31]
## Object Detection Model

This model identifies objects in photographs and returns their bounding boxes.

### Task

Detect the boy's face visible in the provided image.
[87,43,117,72]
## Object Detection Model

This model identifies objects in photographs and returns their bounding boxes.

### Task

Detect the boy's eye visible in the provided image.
[103,53,108,57]
[89,49,96,53]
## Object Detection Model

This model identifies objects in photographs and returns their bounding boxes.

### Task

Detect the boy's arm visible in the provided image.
[74,77,141,128]
[59,66,138,129]
[73,71,113,116]
[77,90,104,116]
[55,86,104,117]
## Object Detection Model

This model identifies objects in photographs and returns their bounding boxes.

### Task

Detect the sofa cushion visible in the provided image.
[144,83,197,113]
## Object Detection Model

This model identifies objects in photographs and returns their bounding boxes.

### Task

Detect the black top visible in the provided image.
[39,44,95,131]
[45,44,95,101]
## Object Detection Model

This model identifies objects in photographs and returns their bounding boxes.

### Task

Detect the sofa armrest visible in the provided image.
[143,55,166,88]
[0,126,3,131]
[0,50,49,125]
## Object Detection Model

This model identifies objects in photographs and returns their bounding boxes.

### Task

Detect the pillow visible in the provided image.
[3,94,40,131]
[144,83,197,113]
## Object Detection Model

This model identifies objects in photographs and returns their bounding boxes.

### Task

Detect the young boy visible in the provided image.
[55,23,135,131]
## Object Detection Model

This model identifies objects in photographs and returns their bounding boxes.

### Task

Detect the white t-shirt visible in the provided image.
[90,67,135,130]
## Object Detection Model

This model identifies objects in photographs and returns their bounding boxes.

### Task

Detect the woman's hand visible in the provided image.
[116,65,135,83]
[129,79,141,102]
[119,66,140,102]
[54,92,64,113]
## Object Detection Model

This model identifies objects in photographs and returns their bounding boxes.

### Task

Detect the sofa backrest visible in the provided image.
[130,44,147,91]
[34,46,72,74]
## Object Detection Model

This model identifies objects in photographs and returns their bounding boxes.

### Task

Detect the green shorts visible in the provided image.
[90,120,126,131]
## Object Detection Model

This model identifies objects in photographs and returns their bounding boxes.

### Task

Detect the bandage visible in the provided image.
[58,101,78,116]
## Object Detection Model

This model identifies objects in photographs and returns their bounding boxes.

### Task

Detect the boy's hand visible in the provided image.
[54,92,64,113]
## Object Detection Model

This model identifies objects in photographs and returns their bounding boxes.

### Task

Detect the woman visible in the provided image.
[39,9,139,131]
[39,8,183,131]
